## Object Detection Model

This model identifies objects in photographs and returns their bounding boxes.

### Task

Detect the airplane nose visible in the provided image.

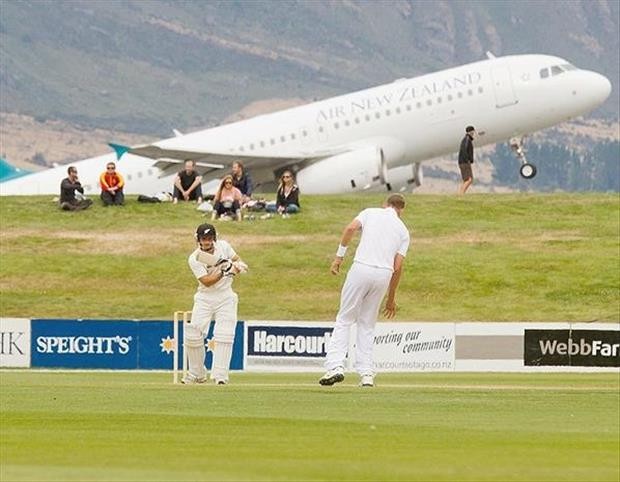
[591,72,612,104]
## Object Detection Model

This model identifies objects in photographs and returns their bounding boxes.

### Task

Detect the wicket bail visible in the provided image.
[172,310,192,384]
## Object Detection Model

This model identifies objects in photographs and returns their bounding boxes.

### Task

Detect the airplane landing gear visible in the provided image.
[519,163,537,179]
[510,136,537,179]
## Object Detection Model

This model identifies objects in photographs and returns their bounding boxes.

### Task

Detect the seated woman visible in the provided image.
[266,170,300,216]
[212,175,243,221]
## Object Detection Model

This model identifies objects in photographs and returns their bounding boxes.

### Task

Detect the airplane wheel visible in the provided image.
[520,163,537,179]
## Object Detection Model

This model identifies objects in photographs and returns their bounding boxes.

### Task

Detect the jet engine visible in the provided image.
[296,146,386,194]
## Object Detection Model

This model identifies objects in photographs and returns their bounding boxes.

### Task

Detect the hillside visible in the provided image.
[1,0,618,136]
[1,193,618,322]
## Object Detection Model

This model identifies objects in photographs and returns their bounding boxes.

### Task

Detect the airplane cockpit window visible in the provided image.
[540,68,549,79]
[551,65,563,76]
[561,63,578,71]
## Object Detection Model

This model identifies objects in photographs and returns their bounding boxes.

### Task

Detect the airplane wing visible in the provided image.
[110,142,351,181]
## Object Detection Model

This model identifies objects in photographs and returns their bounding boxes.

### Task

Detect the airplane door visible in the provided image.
[491,68,518,108]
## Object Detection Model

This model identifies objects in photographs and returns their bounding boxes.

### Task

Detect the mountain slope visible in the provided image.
[0,0,618,135]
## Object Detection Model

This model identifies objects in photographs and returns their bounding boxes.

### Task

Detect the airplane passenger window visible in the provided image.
[396,107,401,114]
[405,104,411,111]
[551,66,563,76]
[334,122,339,129]
[137,172,143,178]
[344,120,350,126]
[280,136,286,142]
[290,134,295,140]
[426,99,432,106]
[375,112,381,119]
[385,109,391,116]
[302,130,308,136]
[318,127,324,132]
[127,174,132,181]
[365,114,370,121]
[147,169,153,176]
[250,144,255,150]
[260,141,265,147]
[540,68,549,79]
[416,102,422,109]
[478,87,483,93]
[271,139,276,144]
[467,89,473,96]
[457,92,463,98]
[354,118,360,124]
[447,95,453,101]
[239,146,245,152]
[437,97,442,103]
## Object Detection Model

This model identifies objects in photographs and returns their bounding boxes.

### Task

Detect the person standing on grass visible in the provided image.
[320,193,410,388]
[183,223,248,385]
[458,125,476,194]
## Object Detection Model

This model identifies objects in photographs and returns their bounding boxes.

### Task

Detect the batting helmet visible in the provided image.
[195,223,217,241]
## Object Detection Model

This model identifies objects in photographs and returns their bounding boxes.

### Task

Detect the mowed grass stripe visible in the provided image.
[1,372,618,481]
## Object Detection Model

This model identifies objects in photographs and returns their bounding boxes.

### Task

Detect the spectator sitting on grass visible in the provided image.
[59,166,93,211]
[266,170,300,217]
[212,175,242,221]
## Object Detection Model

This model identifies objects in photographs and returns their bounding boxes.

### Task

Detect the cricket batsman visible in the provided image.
[183,223,248,385]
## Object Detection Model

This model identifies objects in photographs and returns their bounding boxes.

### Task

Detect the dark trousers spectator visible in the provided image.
[214,200,240,217]
[60,199,93,211]
[101,190,124,206]
[173,184,203,201]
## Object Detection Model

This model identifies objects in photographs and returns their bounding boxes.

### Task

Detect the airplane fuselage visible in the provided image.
[1,54,611,195]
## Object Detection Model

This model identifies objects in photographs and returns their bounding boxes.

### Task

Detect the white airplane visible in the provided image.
[0,53,611,196]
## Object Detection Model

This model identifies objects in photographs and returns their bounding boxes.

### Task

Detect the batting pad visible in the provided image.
[211,342,233,381]
[184,336,207,379]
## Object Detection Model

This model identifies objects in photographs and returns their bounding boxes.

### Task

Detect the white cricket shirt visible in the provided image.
[353,207,410,271]
[188,240,237,296]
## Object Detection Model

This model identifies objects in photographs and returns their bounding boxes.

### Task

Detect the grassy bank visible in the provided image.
[0,193,618,321]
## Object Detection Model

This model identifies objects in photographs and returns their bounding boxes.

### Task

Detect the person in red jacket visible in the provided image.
[99,162,125,206]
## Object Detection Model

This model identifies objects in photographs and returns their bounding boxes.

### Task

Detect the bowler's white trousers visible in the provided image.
[325,262,392,375]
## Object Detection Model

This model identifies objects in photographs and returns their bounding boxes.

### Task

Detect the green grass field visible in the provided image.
[1,193,619,481]
[1,372,618,481]
[1,193,618,321]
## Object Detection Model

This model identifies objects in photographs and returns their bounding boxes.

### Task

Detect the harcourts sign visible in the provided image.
[31,319,138,369]
[246,322,333,371]
[524,329,620,367]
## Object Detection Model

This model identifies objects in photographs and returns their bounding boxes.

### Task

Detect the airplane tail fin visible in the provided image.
[0,158,31,182]
[109,143,131,160]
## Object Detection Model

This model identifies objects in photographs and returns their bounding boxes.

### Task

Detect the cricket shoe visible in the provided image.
[359,374,375,387]
[181,373,207,385]
[319,367,345,386]
[215,379,228,385]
